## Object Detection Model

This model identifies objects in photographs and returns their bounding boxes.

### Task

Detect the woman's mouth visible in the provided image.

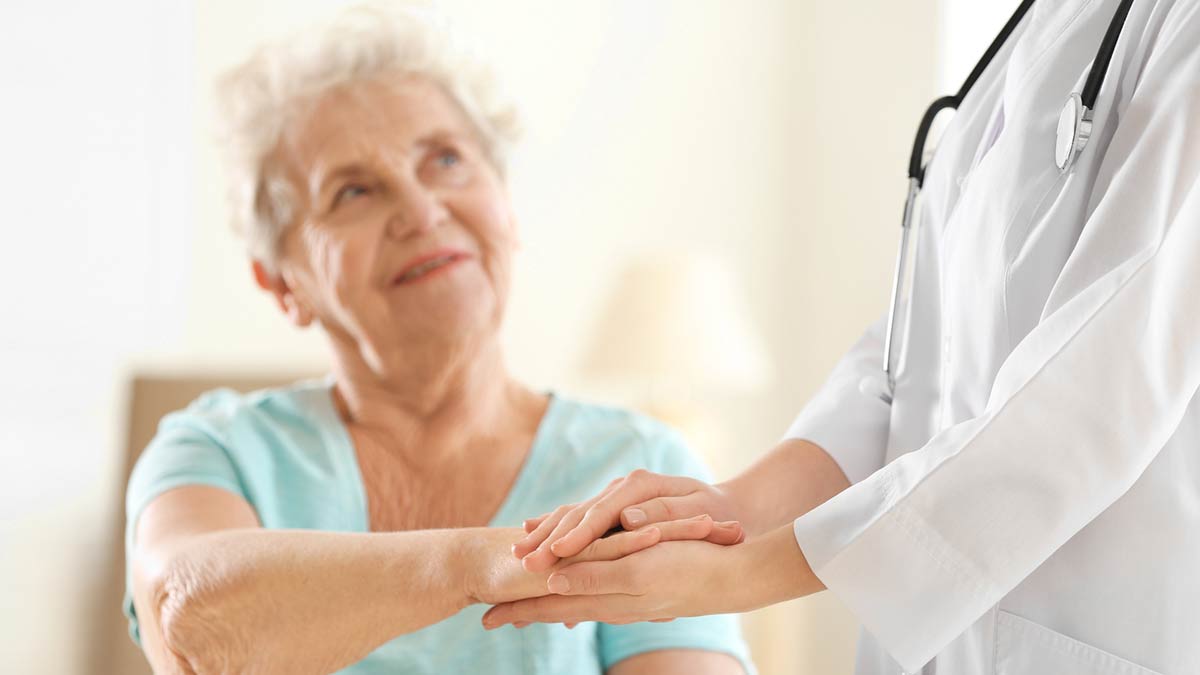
[392,250,469,285]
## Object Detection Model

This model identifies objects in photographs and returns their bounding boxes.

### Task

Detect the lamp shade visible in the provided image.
[579,252,772,392]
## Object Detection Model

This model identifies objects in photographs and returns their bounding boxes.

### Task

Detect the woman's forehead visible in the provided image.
[280,75,474,170]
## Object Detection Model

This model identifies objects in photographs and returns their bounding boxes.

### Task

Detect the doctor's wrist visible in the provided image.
[714,478,761,535]
[728,524,823,612]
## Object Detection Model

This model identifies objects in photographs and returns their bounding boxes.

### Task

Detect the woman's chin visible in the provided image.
[388,296,498,340]
[366,270,500,343]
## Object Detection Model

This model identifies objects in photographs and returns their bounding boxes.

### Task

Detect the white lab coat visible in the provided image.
[785,0,1200,673]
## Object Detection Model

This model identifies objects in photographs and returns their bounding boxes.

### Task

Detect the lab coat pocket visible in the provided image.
[994,611,1163,675]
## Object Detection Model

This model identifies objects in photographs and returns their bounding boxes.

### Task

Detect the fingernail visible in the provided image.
[691,514,712,522]
[624,508,646,527]
[715,520,739,529]
[549,540,567,555]
[547,574,571,594]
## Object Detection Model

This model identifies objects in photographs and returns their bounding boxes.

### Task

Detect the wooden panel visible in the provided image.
[95,373,308,675]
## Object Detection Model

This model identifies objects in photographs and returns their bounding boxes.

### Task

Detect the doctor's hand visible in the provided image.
[512,470,744,574]
[472,517,733,606]
[486,524,818,629]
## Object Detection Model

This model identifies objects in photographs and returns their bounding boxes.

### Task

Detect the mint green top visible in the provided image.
[124,380,754,674]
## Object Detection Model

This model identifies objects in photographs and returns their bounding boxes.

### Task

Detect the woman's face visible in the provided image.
[265,74,517,367]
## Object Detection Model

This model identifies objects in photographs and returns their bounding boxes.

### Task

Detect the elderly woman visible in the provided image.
[122,6,753,675]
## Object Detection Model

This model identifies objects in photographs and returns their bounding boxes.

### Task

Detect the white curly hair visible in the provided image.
[216,2,521,271]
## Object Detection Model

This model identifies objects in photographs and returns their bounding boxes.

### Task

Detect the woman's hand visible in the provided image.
[470,516,738,605]
[484,524,821,629]
[512,470,744,573]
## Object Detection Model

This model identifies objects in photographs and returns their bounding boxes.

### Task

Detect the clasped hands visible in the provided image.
[480,470,751,630]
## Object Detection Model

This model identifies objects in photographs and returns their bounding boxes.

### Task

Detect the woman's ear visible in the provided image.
[252,259,315,328]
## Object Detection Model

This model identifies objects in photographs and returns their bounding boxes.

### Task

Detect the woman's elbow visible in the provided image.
[144,554,248,674]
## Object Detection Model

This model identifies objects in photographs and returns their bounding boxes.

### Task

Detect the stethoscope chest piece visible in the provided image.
[878,0,1132,402]
[1056,92,1094,173]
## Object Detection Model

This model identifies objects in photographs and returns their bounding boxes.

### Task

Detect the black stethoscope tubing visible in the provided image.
[879,0,1135,402]
[907,0,1134,187]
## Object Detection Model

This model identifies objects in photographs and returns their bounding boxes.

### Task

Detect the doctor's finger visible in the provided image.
[551,471,699,559]
[646,514,745,546]
[640,514,718,543]
[635,509,745,546]
[705,521,746,545]
[522,514,548,533]
[619,495,708,530]
[546,558,642,597]
[514,504,578,560]
[569,515,717,566]
[572,526,662,563]
[523,500,605,572]
[483,595,632,629]
[515,478,623,552]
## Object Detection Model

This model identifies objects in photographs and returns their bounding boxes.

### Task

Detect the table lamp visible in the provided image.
[578,251,771,435]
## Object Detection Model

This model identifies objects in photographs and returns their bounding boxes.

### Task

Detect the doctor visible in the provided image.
[484,0,1200,673]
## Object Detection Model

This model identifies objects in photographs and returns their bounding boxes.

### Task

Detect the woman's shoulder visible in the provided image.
[548,394,677,442]
[159,378,337,442]
[543,394,709,480]
[128,377,358,529]
[136,378,347,490]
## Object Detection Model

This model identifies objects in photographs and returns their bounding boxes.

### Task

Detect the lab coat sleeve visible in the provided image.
[782,315,892,484]
[792,24,1200,672]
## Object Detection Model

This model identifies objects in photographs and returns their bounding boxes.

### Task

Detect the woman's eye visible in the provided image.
[436,148,462,168]
[333,184,369,206]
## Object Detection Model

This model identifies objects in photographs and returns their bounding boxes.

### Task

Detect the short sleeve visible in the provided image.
[122,409,250,644]
[597,422,757,674]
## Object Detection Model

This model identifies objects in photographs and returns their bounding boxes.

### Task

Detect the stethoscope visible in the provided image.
[874,0,1135,405]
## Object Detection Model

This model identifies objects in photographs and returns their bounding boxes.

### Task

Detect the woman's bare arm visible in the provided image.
[131,485,715,674]
[132,486,548,674]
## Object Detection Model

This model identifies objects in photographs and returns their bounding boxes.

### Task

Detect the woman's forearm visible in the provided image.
[718,438,850,536]
[137,527,536,675]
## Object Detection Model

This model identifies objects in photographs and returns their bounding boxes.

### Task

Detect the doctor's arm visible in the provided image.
[785,34,1200,669]
[497,15,1200,658]
[515,320,888,571]
[488,518,825,627]
[489,134,1200,661]
[514,438,851,572]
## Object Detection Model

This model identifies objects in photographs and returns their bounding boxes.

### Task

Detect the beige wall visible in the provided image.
[0,1,938,673]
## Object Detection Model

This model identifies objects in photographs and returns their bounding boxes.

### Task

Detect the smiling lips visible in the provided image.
[392,250,469,285]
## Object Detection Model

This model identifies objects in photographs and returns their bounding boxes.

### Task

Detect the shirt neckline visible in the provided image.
[312,380,563,532]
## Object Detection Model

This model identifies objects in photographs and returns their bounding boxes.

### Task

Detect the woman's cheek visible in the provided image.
[300,227,363,320]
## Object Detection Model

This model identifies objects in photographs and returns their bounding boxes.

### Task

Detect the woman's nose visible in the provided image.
[385,182,447,239]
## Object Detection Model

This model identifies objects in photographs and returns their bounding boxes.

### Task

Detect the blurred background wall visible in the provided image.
[0,1,1013,672]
